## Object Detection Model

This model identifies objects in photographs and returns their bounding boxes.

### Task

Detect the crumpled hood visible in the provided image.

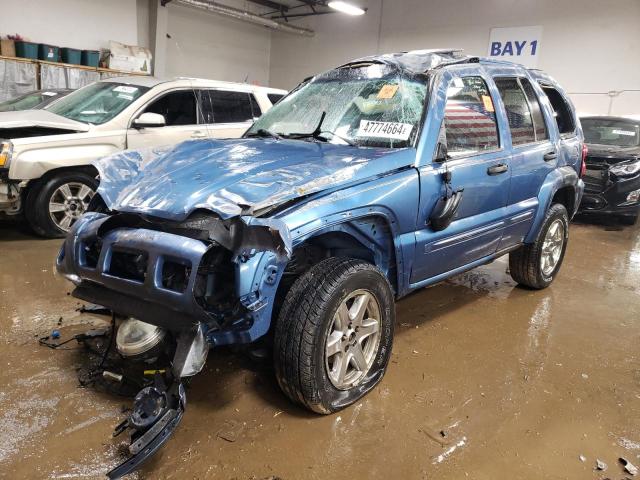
[0,109,90,132]
[586,143,640,164]
[95,138,415,221]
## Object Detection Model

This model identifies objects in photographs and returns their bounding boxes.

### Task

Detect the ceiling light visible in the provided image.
[328,1,366,15]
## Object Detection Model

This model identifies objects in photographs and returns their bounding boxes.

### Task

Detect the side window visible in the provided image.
[249,94,262,117]
[539,84,575,135]
[520,78,548,141]
[443,76,499,156]
[267,93,285,105]
[143,90,197,126]
[494,78,535,145]
[209,90,255,123]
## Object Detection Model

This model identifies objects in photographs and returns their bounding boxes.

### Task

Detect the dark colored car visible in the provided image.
[57,50,585,478]
[579,116,640,224]
[0,89,73,112]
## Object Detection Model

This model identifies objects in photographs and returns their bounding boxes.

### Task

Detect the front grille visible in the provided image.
[161,260,192,292]
[107,249,148,283]
[584,167,608,193]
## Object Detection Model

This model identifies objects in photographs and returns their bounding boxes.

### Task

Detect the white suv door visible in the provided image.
[198,89,261,138]
[126,89,202,149]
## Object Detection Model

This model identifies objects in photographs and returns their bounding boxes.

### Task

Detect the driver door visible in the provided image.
[127,89,201,149]
[410,69,511,284]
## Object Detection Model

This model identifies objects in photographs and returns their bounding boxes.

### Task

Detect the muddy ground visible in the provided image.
[0,218,639,479]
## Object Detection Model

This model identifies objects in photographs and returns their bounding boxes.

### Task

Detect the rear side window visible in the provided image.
[494,77,548,145]
[443,76,500,156]
[267,93,285,105]
[143,90,197,126]
[540,85,575,135]
[200,90,258,124]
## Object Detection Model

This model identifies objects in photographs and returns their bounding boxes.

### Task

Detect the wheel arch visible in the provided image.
[285,213,403,295]
[525,166,580,243]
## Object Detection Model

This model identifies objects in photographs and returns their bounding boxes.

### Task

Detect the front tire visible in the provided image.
[273,258,395,414]
[25,171,97,238]
[509,203,569,289]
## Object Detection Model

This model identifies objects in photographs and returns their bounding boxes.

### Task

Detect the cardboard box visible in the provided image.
[1,39,16,57]
[104,41,152,74]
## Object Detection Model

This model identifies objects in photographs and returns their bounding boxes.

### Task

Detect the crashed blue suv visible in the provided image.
[57,50,585,477]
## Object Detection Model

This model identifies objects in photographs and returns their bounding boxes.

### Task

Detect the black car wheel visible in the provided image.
[509,203,569,289]
[273,257,395,414]
[25,171,98,238]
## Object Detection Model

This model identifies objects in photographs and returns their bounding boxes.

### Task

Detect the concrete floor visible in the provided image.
[0,218,639,480]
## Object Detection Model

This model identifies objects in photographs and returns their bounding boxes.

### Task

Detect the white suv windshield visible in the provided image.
[247,64,427,148]
[47,82,149,125]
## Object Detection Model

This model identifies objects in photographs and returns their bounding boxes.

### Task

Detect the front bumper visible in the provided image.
[0,180,22,216]
[579,172,640,217]
[56,212,289,345]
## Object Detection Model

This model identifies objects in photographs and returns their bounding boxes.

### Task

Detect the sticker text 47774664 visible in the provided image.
[356,120,413,141]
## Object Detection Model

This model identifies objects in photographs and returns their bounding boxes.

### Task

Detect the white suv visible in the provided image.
[0,77,286,237]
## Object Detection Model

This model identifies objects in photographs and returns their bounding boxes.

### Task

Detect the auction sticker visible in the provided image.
[612,129,636,136]
[113,85,139,94]
[356,120,413,140]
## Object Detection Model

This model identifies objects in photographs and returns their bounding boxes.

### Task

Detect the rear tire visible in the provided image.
[25,171,98,238]
[509,203,569,289]
[273,257,395,414]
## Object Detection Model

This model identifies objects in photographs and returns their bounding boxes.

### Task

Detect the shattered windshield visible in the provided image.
[247,64,427,148]
[47,82,149,125]
[582,118,640,147]
[0,92,47,111]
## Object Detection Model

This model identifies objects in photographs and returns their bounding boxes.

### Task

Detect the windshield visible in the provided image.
[247,64,427,148]
[47,82,149,125]
[0,92,47,112]
[582,118,640,147]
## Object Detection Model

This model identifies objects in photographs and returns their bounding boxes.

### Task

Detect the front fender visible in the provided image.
[525,166,583,243]
[10,136,125,180]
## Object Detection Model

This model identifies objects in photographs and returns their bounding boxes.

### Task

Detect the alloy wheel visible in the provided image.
[48,182,95,232]
[325,289,381,390]
[540,218,565,276]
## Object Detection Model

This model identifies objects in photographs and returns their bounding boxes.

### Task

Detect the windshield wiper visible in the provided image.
[286,111,356,146]
[246,128,282,140]
[316,130,356,146]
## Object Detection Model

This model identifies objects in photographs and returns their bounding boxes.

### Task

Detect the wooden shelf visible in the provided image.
[0,54,150,77]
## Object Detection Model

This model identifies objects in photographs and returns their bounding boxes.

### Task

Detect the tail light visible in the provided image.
[580,143,588,178]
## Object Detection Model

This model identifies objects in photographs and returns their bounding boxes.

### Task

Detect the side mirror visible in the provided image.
[133,112,166,129]
[433,142,449,162]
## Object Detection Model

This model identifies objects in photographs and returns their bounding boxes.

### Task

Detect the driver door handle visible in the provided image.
[543,151,558,162]
[487,163,508,175]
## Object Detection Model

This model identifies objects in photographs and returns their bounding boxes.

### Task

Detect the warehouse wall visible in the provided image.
[162,2,271,85]
[269,0,640,116]
[2,0,140,51]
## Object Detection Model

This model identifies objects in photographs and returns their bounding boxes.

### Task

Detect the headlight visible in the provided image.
[0,141,12,169]
[610,159,640,177]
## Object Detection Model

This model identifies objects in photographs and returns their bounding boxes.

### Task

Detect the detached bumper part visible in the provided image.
[107,381,186,479]
[107,326,207,479]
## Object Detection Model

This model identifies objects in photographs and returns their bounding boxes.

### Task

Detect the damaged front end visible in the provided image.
[56,210,291,477]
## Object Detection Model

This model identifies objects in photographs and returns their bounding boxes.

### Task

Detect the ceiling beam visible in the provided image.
[247,0,289,10]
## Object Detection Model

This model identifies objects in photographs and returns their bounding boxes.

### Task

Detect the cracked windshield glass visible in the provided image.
[247,63,427,148]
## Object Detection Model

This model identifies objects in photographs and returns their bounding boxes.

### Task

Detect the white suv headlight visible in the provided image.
[0,141,12,169]
[610,159,640,177]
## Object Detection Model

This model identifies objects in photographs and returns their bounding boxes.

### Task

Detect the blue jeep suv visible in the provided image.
[56,50,585,477]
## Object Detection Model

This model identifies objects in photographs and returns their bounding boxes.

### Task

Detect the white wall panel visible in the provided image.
[163,2,271,85]
[269,0,640,115]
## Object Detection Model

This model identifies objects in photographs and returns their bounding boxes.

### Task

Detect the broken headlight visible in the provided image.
[610,159,640,177]
[0,141,13,169]
[116,318,167,359]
